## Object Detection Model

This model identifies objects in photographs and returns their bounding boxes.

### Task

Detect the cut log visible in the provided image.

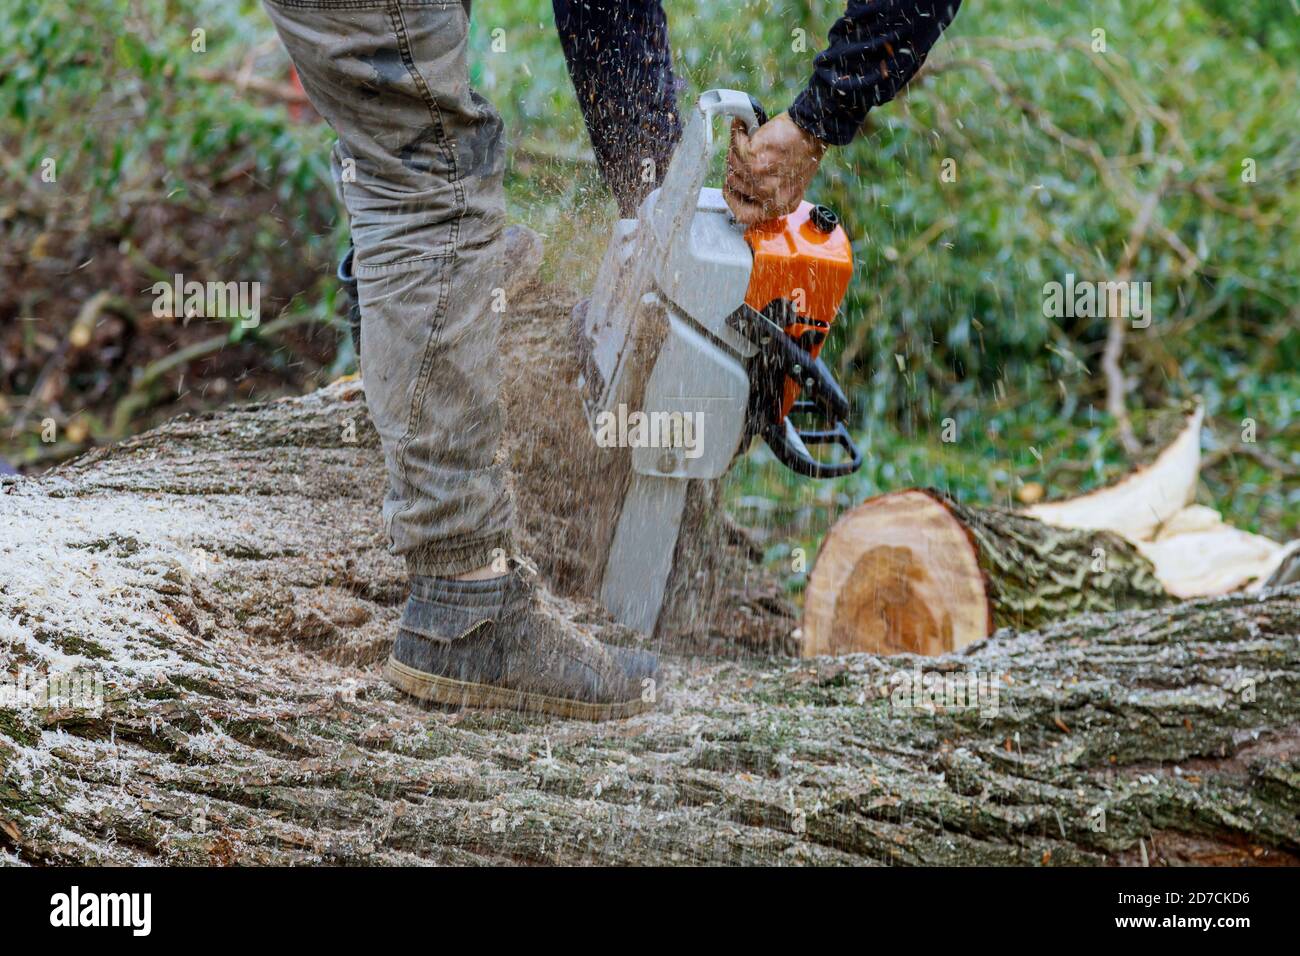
[803,489,1170,657]
[1138,506,1300,598]
[1028,404,1204,541]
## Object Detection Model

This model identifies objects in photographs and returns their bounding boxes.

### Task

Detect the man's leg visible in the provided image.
[553,0,682,216]
[263,0,654,718]
[266,0,511,577]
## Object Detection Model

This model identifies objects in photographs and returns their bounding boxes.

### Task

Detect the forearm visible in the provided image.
[789,0,962,147]
[552,0,682,216]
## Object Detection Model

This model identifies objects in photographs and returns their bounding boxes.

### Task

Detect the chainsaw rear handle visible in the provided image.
[761,323,850,423]
[749,307,848,422]
[760,362,863,479]
[748,309,861,477]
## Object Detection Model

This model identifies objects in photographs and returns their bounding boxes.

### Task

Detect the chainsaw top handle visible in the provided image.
[697,88,763,143]
[650,89,766,248]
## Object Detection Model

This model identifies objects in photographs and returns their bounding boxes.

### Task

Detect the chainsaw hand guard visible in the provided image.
[764,403,863,479]
[740,305,863,478]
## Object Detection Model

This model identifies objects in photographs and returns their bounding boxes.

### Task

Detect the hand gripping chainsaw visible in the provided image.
[578,89,863,634]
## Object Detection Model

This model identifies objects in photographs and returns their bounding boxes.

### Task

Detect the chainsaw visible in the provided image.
[577,88,863,634]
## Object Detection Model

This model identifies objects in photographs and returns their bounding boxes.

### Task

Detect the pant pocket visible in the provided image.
[263,0,476,269]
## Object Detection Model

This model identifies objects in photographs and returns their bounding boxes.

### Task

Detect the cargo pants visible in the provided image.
[264,0,513,576]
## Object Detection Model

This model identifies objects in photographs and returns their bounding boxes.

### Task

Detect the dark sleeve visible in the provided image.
[553,0,683,216]
[788,0,962,147]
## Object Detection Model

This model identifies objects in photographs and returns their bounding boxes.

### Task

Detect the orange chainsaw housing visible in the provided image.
[743,201,854,419]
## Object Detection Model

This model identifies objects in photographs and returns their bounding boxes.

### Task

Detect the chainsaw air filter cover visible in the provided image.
[743,201,854,420]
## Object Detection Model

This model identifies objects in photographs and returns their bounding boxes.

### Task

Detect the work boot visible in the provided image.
[384,568,654,721]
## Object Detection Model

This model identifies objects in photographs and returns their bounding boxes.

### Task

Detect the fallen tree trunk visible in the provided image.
[804,489,1171,657]
[1,379,1298,865]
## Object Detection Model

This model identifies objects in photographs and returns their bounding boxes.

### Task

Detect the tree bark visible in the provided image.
[1,379,1297,865]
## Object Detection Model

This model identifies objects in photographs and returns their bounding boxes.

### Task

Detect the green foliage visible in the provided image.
[1,0,1294,549]
[0,0,347,462]
[0,0,340,296]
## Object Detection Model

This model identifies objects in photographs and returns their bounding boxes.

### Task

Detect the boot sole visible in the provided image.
[383,656,652,722]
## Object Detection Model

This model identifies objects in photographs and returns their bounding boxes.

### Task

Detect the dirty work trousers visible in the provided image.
[264,0,512,577]
[264,0,684,577]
